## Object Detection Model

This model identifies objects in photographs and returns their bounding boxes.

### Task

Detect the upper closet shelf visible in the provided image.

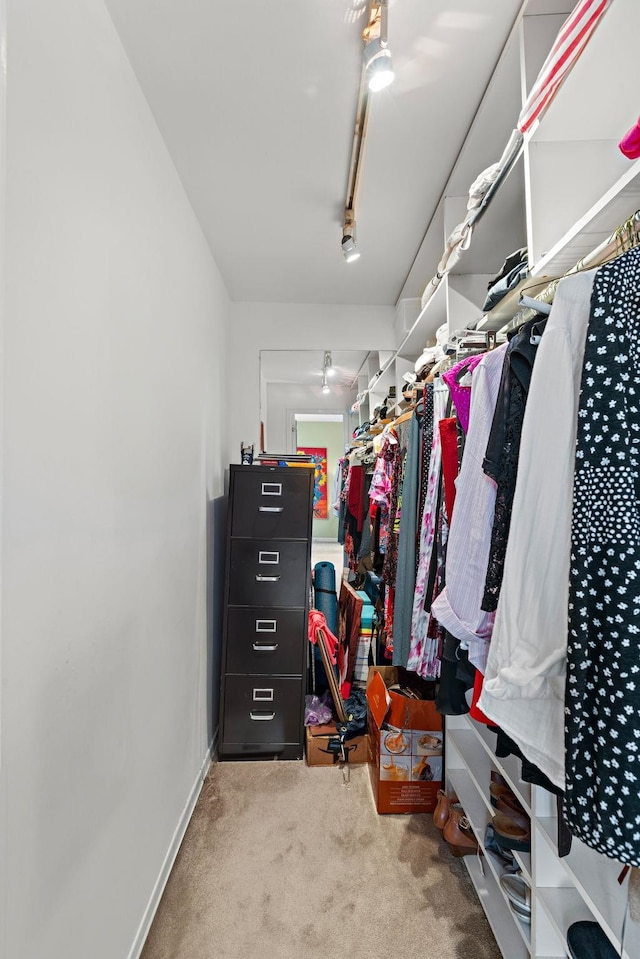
[476,161,640,334]
[396,278,447,359]
[531,161,640,280]
[527,0,640,146]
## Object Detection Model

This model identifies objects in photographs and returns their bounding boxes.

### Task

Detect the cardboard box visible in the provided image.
[366,666,443,814]
[305,723,369,766]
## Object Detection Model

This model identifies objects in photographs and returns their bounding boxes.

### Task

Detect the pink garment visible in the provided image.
[308,609,339,664]
[431,345,508,672]
[369,447,393,506]
[619,117,640,160]
[442,353,485,433]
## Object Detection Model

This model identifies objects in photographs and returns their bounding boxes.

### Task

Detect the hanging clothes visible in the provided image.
[478,268,597,790]
[431,343,508,672]
[442,352,486,433]
[481,314,548,612]
[381,421,410,655]
[406,381,449,678]
[417,385,435,533]
[391,413,421,667]
[564,245,640,866]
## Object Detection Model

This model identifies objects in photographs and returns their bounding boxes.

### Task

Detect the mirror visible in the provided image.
[259,350,379,539]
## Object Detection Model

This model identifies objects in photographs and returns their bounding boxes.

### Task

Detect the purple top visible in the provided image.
[442,353,485,432]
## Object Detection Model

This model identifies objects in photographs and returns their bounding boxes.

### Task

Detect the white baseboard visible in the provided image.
[127,740,215,959]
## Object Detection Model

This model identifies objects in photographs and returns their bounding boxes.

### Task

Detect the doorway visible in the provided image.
[294,413,344,541]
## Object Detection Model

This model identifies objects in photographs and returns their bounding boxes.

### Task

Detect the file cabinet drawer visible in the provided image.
[228,540,309,608]
[225,607,306,675]
[222,676,303,745]
[230,469,313,539]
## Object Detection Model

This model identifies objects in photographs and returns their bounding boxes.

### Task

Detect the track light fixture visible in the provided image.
[342,218,360,263]
[364,1,394,93]
[321,374,330,394]
[340,1,394,261]
[364,37,394,92]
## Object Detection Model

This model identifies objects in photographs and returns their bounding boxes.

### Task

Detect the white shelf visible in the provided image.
[449,767,533,952]
[528,0,640,145]
[463,847,531,959]
[531,160,640,281]
[537,817,640,958]
[397,277,447,359]
[537,885,594,947]
[468,720,532,814]
[514,849,532,887]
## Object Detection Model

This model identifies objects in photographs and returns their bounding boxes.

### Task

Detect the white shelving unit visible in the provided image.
[379,1,640,956]
[446,714,637,959]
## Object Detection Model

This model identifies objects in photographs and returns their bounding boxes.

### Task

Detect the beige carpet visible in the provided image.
[141,761,501,959]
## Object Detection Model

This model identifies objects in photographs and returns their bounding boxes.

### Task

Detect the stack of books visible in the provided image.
[255,452,314,467]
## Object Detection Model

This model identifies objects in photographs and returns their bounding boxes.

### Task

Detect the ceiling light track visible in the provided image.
[341,0,393,263]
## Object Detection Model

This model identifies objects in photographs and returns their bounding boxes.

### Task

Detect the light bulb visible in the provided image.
[364,38,394,93]
[368,58,394,92]
[341,234,360,262]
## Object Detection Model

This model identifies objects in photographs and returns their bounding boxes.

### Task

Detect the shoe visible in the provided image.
[489,781,525,811]
[495,796,529,829]
[567,920,618,959]
[492,811,531,852]
[433,790,458,831]
[443,808,478,857]
[500,873,531,925]
[484,822,517,869]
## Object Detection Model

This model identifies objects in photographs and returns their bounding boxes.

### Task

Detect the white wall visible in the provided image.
[229,301,396,461]
[265,381,354,453]
[0,2,229,958]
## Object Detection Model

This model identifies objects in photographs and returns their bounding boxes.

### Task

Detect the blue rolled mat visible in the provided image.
[314,561,338,636]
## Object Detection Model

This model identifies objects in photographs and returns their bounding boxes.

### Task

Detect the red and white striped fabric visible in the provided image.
[518,0,614,135]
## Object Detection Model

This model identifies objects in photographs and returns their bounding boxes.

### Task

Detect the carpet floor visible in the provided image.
[141,761,501,959]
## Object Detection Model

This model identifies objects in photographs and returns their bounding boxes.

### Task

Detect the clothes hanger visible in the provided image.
[518,293,552,316]
[391,404,417,427]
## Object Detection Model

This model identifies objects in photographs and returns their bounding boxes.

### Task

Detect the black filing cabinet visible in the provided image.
[218,464,314,759]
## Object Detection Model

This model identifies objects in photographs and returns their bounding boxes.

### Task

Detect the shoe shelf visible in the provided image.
[446,712,640,958]
[447,729,531,881]
[537,886,595,956]
[537,816,640,959]
[463,845,531,959]
[448,764,533,952]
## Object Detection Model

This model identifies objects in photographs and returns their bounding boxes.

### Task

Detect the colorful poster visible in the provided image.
[297,446,328,519]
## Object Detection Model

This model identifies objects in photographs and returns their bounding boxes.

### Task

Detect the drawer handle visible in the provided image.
[256,619,277,632]
[258,506,283,513]
[261,483,282,496]
[259,551,280,565]
[253,642,278,652]
[255,574,280,583]
[253,688,274,701]
[250,711,276,721]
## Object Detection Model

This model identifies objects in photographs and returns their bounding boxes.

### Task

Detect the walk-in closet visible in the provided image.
[1,2,639,959]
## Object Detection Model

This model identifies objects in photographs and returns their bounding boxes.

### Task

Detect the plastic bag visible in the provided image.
[304,691,333,726]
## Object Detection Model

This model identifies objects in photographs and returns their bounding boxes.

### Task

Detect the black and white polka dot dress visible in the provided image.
[564,244,640,865]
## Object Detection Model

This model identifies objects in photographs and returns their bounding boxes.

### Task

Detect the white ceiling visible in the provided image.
[104,0,524,306]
